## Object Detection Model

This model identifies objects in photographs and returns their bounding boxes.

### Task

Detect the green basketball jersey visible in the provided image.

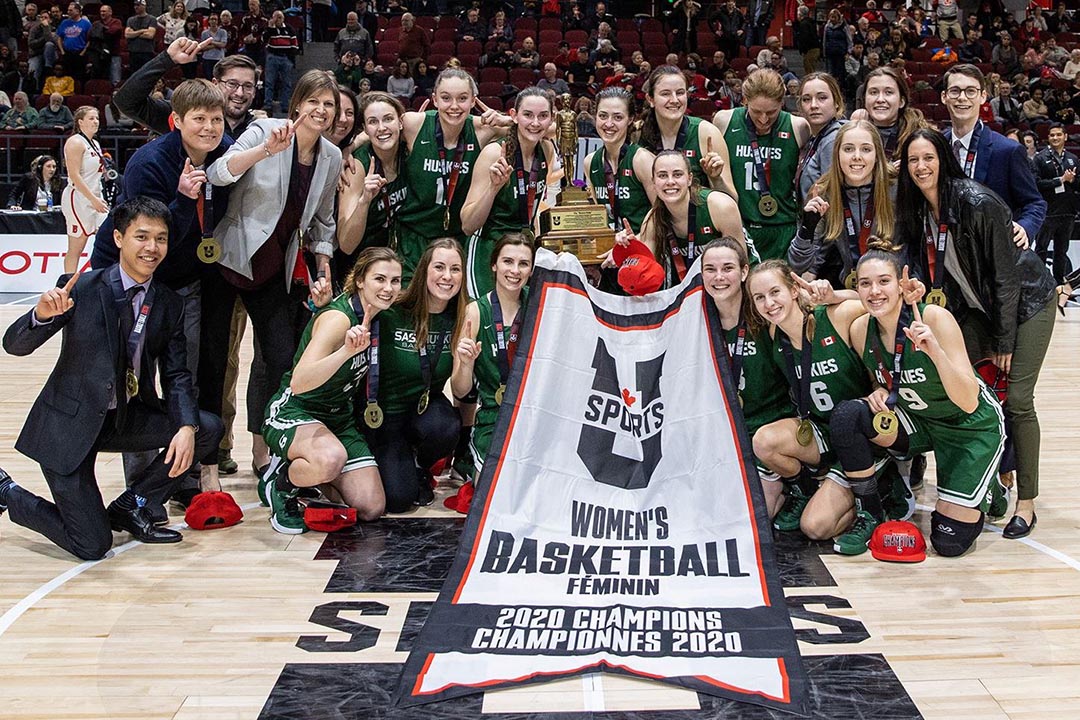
[862,307,969,423]
[648,115,710,188]
[663,188,725,286]
[725,322,791,435]
[377,303,456,416]
[773,304,871,424]
[724,107,800,227]
[588,143,652,234]
[481,139,548,242]
[274,293,368,418]
[471,289,529,453]
[349,143,408,250]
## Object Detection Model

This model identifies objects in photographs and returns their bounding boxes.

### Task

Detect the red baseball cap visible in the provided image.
[184,491,243,530]
[443,481,475,514]
[304,505,357,533]
[613,239,664,296]
[869,520,927,563]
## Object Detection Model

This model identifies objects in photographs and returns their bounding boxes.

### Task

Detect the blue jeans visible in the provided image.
[264,54,294,111]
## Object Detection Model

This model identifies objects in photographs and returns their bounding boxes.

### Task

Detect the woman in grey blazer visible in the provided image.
[198,70,343,473]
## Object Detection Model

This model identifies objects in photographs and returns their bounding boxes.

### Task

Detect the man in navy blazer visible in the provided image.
[942,64,1046,248]
[0,198,223,561]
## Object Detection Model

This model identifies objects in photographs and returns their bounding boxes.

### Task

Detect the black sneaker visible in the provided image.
[0,466,11,516]
[414,472,436,507]
[908,454,927,491]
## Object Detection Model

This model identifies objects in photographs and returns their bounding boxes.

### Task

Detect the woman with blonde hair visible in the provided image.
[61,106,108,273]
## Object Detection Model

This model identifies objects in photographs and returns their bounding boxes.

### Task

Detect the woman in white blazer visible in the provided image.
[199,70,343,474]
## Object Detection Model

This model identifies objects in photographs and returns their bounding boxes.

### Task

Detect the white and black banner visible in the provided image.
[396,251,809,714]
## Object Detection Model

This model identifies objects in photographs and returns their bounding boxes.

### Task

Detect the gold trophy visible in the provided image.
[555,93,581,197]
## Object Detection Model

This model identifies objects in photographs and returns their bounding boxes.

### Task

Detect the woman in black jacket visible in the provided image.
[7,155,63,210]
[895,128,1056,540]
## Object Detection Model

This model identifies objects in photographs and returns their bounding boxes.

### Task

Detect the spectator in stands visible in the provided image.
[56,2,90,81]
[487,9,513,48]
[537,62,569,96]
[936,0,962,42]
[514,36,540,70]
[38,92,74,130]
[567,45,593,90]
[1,59,35,97]
[710,0,746,63]
[0,0,19,54]
[239,0,269,67]
[1016,16,1038,47]
[457,7,485,43]
[414,60,434,96]
[200,14,228,81]
[42,64,73,96]
[7,154,62,210]
[1,90,38,128]
[125,0,159,75]
[794,5,821,76]
[575,96,596,138]
[671,0,702,55]
[958,29,985,64]
[745,0,774,47]
[1043,37,1069,71]
[823,9,851,83]
[552,41,573,73]
[88,5,122,85]
[335,12,372,63]
[334,50,363,92]
[1046,3,1073,34]
[625,50,644,75]
[386,60,414,102]
[756,36,783,69]
[158,1,189,45]
[588,21,616,53]
[384,0,406,16]
[219,10,238,55]
[992,32,1020,78]
[178,18,203,79]
[398,13,430,70]
[263,10,299,116]
[0,89,8,113]
[1064,50,1080,82]
[1024,87,1051,124]
[592,38,619,68]
[484,37,515,70]
[587,1,615,33]
[361,58,386,92]
[21,3,37,34]
[991,80,1022,125]
[353,0,378,42]
[0,44,12,76]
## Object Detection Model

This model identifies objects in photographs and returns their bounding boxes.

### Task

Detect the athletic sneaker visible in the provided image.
[881,463,915,522]
[415,471,436,507]
[987,477,1010,521]
[773,485,809,532]
[834,510,879,556]
[258,456,289,507]
[218,449,238,476]
[268,481,307,535]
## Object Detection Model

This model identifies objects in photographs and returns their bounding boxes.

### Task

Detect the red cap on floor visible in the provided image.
[184,491,243,530]
[443,482,475,514]
[869,520,927,563]
[304,506,357,533]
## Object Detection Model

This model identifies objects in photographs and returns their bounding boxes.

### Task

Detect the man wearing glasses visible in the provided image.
[941,63,1045,250]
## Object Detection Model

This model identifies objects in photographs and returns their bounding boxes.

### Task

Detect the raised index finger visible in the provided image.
[706,136,713,155]
[62,270,81,293]
[196,36,215,52]
[622,218,634,236]
[473,97,492,114]
[901,264,910,286]
[789,271,813,291]
[910,299,922,324]
[464,318,473,337]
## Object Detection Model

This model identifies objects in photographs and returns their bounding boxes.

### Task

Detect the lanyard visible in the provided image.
[958,122,981,178]
[435,119,466,230]
[723,322,747,391]
[112,279,156,368]
[667,196,694,282]
[78,131,102,168]
[794,120,830,190]
[661,116,690,152]
[602,142,628,226]
[777,315,813,421]
[841,189,875,270]
[925,215,948,289]
[489,290,522,385]
[514,143,543,228]
[351,295,379,406]
[748,123,776,199]
[418,323,448,392]
[200,179,214,239]
[869,306,911,409]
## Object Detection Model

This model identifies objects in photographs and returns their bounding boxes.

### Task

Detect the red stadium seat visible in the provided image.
[478,81,503,96]
[564,30,588,47]
[431,41,455,55]
[617,31,639,47]
[479,95,504,111]
[509,68,537,87]
[65,94,94,111]
[539,18,561,32]
[83,79,113,96]
[539,30,563,46]
[456,39,482,56]
[434,28,455,42]
[480,67,508,83]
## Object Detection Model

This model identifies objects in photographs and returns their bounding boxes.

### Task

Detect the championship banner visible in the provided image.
[396,251,809,714]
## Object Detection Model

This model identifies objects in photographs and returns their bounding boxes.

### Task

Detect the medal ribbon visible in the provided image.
[665,115,690,152]
[602,142,629,226]
[925,215,948,290]
[959,122,981,179]
[723,322,748,391]
[490,290,522,386]
[841,190,875,275]
[351,296,379,406]
[112,279,156,375]
[200,179,214,239]
[418,323,448,397]
[794,119,833,190]
[514,144,543,228]
[748,122,776,200]
[777,315,813,421]
[868,305,912,410]
[666,196,694,281]
[435,119,467,221]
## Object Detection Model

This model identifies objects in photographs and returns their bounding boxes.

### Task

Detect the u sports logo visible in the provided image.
[577,338,665,490]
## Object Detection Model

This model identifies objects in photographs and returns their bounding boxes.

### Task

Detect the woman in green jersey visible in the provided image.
[585,87,657,236]
[700,238,793,518]
[632,150,744,288]
[262,247,402,534]
[395,68,513,287]
[461,87,557,299]
[637,64,737,199]
[367,238,467,511]
[448,233,534,514]
[832,249,1006,557]
[337,93,409,279]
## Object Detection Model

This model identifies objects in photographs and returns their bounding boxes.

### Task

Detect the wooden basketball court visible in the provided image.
[1,297,1079,719]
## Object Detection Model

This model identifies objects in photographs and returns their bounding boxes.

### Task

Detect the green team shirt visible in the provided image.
[377,303,456,416]
[774,304,871,425]
[276,293,369,417]
[482,140,548,242]
[724,107,800,227]
[397,111,483,279]
[588,143,652,234]
[349,143,408,250]
[647,115,710,188]
[862,306,968,423]
[473,288,529,423]
[725,323,791,435]
[664,188,725,286]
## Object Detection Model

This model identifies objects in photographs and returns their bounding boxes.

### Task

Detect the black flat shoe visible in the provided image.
[1002,513,1037,539]
[108,504,183,544]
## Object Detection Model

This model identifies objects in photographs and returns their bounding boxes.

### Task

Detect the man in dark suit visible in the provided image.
[942,64,1046,249]
[0,197,223,561]
[1033,123,1080,285]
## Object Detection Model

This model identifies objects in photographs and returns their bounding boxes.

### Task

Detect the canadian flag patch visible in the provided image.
[702,226,713,233]
[685,150,695,157]
[467,143,475,151]
[623,169,633,176]
[778,131,790,139]
[821,336,835,347]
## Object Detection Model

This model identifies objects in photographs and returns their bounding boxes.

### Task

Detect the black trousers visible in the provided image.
[1036,213,1076,284]
[366,394,461,513]
[198,269,299,462]
[5,404,223,561]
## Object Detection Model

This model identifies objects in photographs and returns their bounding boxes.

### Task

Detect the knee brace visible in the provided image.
[930,510,983,557]
[829,400,876,472]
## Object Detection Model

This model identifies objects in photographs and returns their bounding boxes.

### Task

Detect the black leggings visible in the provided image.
[367,394,461,513]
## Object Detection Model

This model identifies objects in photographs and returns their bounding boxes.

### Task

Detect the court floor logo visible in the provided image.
[578,338,665,490]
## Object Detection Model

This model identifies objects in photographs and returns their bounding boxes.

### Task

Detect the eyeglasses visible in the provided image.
[945,86,981,100]
[222,80,256,94]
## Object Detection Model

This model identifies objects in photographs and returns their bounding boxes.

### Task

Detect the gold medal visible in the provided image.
[872,410,898,436]
[495,384,506,405]
[796,419,814,447]
[125,368,138,397]
[844,270,857,290]
[363,401,384,429]
[758,195,778,217]
[417,389,430,415]
[926,289,947,307]
[737,392,744,408]
[443,208,451,231]
[197,237,221,263]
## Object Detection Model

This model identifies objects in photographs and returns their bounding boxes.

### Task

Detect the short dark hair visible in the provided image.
[943,63,985,91]
[1048,121,1065,132]
[113,196,171,235]
[213,53,257,81]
